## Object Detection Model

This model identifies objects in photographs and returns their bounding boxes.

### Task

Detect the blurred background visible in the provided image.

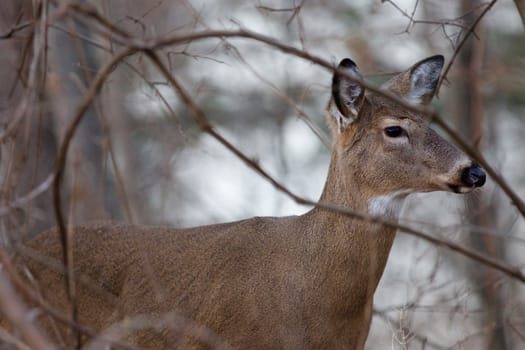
[0,0,524,348]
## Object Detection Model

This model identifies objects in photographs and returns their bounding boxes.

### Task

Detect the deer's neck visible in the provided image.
[301,152,406,301]
[317,151,408,217]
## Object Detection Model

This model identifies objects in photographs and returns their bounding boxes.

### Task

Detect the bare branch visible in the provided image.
[0,20,33,39]
[0,326,32,350]
[0,173,55,217]
[0,271,54,350]
[437,0,498,93]
[83,312,232,350]
[0,247,139,350]
[0,7,47,143]
[51,48,135,345]
[514,0,525,28]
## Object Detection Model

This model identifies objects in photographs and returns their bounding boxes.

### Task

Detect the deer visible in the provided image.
[5,54,485,350]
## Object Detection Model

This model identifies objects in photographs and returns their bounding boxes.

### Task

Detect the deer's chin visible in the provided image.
[447,183,476,194]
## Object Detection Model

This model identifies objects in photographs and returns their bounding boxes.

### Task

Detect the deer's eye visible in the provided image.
[384,126,405,138]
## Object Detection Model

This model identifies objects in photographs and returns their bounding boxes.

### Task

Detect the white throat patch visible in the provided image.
[367,191,411,218]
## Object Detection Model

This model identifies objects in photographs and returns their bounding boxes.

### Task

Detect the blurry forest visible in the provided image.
[0,0,525,349]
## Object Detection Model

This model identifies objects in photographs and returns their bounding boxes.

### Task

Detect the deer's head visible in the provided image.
[326,55,485,215]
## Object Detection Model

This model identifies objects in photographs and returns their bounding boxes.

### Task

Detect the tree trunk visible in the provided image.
[455,1,507,348]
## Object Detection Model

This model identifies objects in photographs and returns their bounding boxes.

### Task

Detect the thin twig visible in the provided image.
[51,48,135,346]
[0,326,32,350]
[0,20,33,39]
[514,0,525,28]
[382,0,473,33]
[0,10,47,143]
[83,312,232,350]
[374,309,448,350]
[0,173,55,217]
[437,0,498,93]
[0,247,139,350]
[0,271,54,350]
[225,41,329,148]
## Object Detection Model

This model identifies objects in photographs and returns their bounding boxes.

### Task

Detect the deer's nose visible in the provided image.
[461,166,486,187]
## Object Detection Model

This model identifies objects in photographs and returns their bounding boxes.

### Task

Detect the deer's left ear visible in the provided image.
[383,55,444,105]
[329,58,365,132]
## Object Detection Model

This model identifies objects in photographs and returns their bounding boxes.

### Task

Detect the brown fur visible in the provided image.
[4,56,482,349]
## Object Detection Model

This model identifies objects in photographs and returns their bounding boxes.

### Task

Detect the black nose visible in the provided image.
[461,166,486,187]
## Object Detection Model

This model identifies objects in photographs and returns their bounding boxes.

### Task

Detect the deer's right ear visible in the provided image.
[330,58,365,132]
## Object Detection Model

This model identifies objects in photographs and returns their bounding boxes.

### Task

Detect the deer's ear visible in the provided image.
[329,58,365,131]
[382,55,444,105]
[406,55,444,104]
